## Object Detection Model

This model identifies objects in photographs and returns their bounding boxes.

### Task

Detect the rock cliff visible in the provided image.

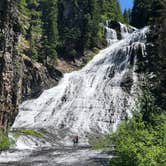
[0,0,61,131]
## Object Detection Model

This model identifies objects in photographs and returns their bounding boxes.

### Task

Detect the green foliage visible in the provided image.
[15,129,43,138]
[58,0,124,59]
[17,0,125,62]
[90,135,112,150]
[110,112,166,166]
[26,0,42,61]
[97,0,124,22]
[150,0,166,23]
[17,0,42,60]
[109,86,166,166]
[131,0,153,28]
[123,9,131,24]
[0,130,11,150]
[17,0,29,17]
[41,0,59,64]
[147,0,166,110]
[17,0,30,34]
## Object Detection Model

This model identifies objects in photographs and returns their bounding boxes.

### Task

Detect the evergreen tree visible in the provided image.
[17,0,42,60]
[97,0,124,22]
[41,0,59,65]
[57,0,99,59]
[57,0,124,59]
[123,9,131,24]
[17,0,125,62]
[131,0,153,28]
[27,0,42,60]
[147,0,166,109]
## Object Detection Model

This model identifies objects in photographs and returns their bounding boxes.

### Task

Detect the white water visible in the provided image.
[105,21,137,46]
[12,24,148,148]
[119,22,137,38]
[105,26,118,46]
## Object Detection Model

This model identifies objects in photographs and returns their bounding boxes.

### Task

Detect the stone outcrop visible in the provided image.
[0,0,62,131]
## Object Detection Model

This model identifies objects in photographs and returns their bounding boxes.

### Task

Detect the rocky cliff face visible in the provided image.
[0,0,19,130]
[0,0,61,131]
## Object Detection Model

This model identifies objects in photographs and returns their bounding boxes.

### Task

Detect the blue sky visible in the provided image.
[119,0,134,11]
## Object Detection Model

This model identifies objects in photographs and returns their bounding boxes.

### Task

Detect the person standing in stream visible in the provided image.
[73,135,79,147]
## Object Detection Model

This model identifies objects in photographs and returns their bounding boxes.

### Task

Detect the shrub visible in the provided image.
[0,130,11,151]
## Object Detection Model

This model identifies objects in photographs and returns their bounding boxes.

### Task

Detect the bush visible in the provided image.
[0,130,11,151]
[90,135,112,150]
[110,113,166,166]
[109,88,166,166]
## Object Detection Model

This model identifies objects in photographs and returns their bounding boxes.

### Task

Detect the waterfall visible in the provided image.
[12,24,149,147]
[105,26,118,46]
[119,22,137,38]
[105,21,137,46]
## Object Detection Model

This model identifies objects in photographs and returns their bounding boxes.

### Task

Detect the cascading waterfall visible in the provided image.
[119,22,137,38]
[105,21,137,46]
[11,23,149,148]
[105,26,117,46]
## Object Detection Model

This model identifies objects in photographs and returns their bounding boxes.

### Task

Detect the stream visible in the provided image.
[0,146,112,166]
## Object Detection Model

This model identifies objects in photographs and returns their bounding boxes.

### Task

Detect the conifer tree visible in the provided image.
[17,0,126,61]
[123,9,131,24]
[131,0,153,28]
[27,0,42,60]
[41,0,59,65]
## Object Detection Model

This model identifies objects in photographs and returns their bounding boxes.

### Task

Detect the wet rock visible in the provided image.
[120,72,134,94]
[106,20,136,39]
[18,55,60,101]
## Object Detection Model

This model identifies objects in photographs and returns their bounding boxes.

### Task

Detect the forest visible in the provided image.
[17,0,127,62]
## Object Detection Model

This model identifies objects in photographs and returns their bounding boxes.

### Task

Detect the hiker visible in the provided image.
[75,135,79,144]
[72,135,79,146]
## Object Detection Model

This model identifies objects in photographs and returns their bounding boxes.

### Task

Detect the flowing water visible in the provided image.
[0,23,148,166]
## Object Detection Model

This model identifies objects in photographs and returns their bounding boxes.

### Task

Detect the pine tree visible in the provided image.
[27,0,42,60]
[57,0,124,59]
[17,0,126,62]
[123,9,131,24]
[131,0,153,28]
[41,0,59,65]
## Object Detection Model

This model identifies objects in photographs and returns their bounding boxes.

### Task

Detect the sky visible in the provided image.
[119,0,134,11]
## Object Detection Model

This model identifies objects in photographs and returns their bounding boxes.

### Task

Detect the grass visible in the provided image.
[0,130,11,151]
[0,129,44,151]
[40,129,49,135]
[15,129,43,138]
